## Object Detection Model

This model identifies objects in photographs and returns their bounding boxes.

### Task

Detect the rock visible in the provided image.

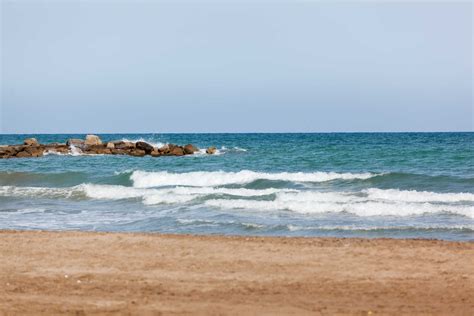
[135,141,154,154]
[111,149,127,155]
[24,146,44,157]
[16,151,31,158]
[206,146,217,154]
[158,144,170,154]
[0,146,19,158]
[43,143,70,155]
[1,139,198,159]
[113,141,135,150]
[150,149,161,157]
[52,145,70,154]
[170,147,184,156]
[85,134,102,146]
[130,149,146,157]
[165,144,186,156]
[84,144,109,155]
[24,138,38,146]
[183,144,198,154]
[67,139,85,148]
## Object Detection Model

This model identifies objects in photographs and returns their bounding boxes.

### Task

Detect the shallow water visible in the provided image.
[1,133,473,240]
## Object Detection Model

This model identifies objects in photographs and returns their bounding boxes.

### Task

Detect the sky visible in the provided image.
[1,1,472,133]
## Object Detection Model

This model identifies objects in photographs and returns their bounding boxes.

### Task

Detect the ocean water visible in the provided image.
[0,133,473,241]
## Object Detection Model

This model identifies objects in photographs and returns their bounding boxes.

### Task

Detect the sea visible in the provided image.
[0,133,473,241]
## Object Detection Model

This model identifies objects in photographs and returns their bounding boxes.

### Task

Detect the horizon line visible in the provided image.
[0,131,473,135]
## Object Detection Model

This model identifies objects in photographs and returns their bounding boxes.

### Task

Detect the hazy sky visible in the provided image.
[1,1,472,133]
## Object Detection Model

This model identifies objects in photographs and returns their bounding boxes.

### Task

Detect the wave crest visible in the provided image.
[130,170,377,188]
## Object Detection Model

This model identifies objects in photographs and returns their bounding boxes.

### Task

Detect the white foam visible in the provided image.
[0,184,287,203]
[204,198,474,218]
[0,186,75,198]
[221,146,247,152]
[120,138,166,149]
[80,184,147,200]
[130,170,377,188]
[69,144,82,156]
[365,188,474,203]
[43,150,66,156]
[8,208,48,214]
[286,224,474,231]
[2,183,472,218]
[142,193,196,205]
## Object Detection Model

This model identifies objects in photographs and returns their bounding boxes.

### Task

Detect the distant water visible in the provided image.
[0,133,473,241]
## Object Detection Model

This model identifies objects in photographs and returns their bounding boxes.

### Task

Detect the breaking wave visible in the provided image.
[205,198,473,218]
[130,170,377,188]
[364,188,474,203]
[1,183,472,218]
[120,138,166,148]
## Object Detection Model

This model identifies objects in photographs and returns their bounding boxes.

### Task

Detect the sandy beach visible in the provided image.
[0,231,472,315]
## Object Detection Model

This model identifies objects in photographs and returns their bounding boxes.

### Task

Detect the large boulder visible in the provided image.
[113,141,135,150]
[84,144,109,155]
[24,146,44,157]
[0,146,18,158]
[150,148,161,157]
[206,146,217,155]
[183,144,198,154]
[106,142,115,149]
[130,149,146,157]
[170,146,184,156]
[135,141,154,154]
[111,149,127,155]
[24,138,39,146]
[16,151,31,158]
[85,134,102,146]
[158,144,170,154]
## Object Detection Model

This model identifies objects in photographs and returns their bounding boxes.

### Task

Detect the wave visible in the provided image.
[285,224,474,232]
[363,172,474,190]
[0,171,93,187]
[172,219,474,231]
[220,146,247,152]
[365,188,474,203]
[130,170,377,188]
[0,185,77,199]
[1,183,472,218]
[202,189,474,218]
[0,184,289,204]
[205,198,473,218]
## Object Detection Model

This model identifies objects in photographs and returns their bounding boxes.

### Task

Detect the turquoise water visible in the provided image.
[0,133,473,240]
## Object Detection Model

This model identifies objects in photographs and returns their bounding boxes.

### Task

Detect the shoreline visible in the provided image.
[2,228,474,242]
[1,230,473,314]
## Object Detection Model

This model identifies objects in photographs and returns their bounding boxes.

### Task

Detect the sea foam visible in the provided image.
[120,138,166,149]
[204,198,473,218]
[1,183,472,218]
[365,188,474,203]
[130,170,377,188]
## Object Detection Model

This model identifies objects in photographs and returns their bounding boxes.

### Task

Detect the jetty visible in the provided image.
[0,135,216,159]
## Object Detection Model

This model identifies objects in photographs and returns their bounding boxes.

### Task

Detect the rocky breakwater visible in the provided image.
[0,135,212,159]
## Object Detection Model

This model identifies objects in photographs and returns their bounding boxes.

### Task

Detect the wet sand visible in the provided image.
[0,230,473,315]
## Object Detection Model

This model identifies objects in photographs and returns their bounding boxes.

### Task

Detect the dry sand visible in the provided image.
[0,230,473,315]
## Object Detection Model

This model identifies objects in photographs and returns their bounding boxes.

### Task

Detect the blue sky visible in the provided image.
[1,1,472,133]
